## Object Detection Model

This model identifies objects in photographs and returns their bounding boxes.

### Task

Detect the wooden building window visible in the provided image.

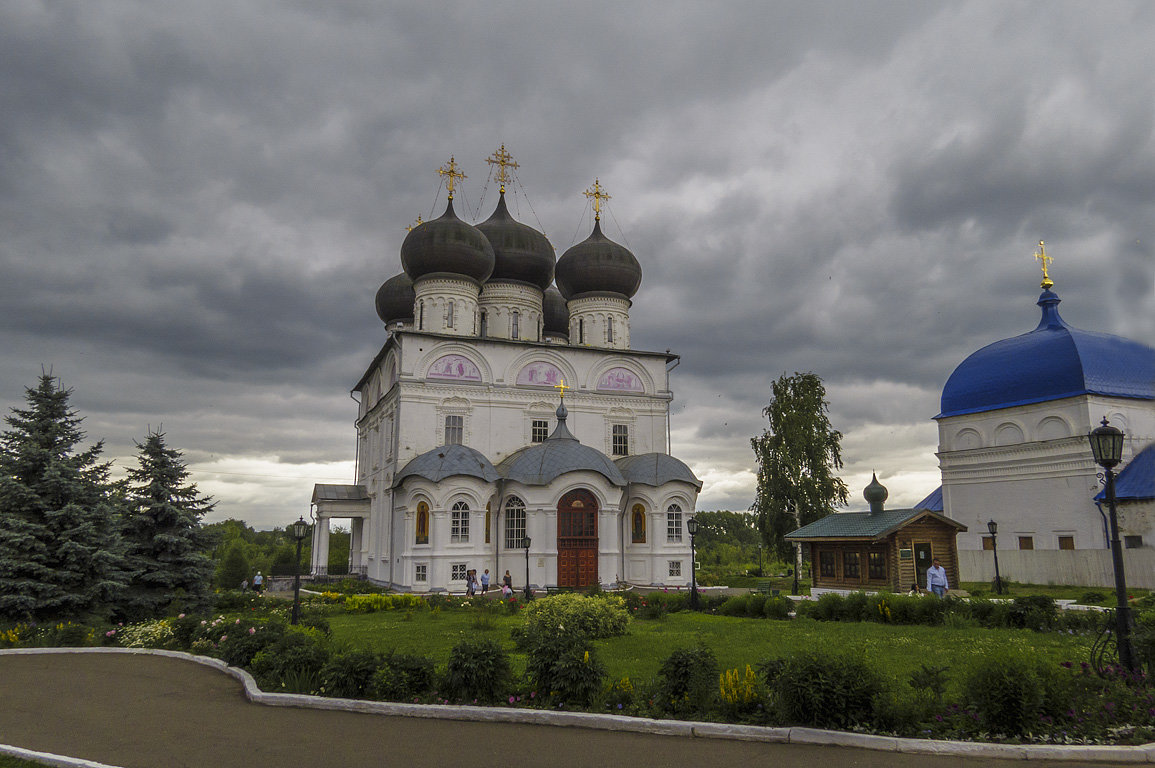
[868,550,886,580]
[843,551,861,580]
[819,550,836,578]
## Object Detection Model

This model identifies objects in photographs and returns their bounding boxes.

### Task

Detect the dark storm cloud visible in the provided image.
[1,1,1151,524]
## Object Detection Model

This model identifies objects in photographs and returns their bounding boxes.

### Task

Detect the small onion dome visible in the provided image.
[476,193,555,289]
[542,286,569,337]
[400,198,495,284]
[555,219,641,300]
[375,272,415,325]
[864,473,888,513]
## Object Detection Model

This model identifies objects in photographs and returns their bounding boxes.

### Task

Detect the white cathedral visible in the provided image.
[309,155,699,592]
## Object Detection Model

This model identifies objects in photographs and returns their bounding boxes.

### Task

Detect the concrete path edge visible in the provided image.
[3,647,1155,765]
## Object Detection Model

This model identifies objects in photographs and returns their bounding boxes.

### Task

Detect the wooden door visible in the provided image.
[914,542,933,589]
[557,489,598,588]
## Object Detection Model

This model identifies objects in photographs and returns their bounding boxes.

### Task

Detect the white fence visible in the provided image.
[960,549,1155,589]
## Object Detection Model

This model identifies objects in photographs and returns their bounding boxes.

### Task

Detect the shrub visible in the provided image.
[963,653,1050,736]
[344,593,424,614]
[1080,590,1108,605]
[745,593,768,618]
[654,645,719,715]
[217,622,286,668]
[811,592,845,621]
[842,591,869,621]
[1133,612,1155,674]
[169,613,204,649]
[770,650,885,729]
[1006,595,1058,631]
[442,637,512,703]
[519,593,630,642]
[524,627,606,706]
[718,664,763,718]
[604,676,637,710]
[320,650,381,698]
[249,628,329,689]
[115,619,175,649]
[717,596,749,617]
[372,652,437,701]
[213,590,263,612]
[763,596,792,620]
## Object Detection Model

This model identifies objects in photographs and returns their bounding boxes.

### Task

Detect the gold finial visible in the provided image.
[554,378,570,400]
[405,215,424,232]
[437,156,466,200]
[1035,240,1054,290]
[584,178,611,221]
[486,144,519,194]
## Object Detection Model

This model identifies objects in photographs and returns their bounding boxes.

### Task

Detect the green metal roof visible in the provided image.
[785,508,965,541]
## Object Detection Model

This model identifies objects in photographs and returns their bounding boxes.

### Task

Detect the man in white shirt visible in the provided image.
[926,558,949,597]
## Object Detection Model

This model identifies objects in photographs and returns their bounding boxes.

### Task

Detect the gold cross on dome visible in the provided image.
[1035,240,1054,290]
[486,144,519,194]
[584,178,611,220]
[437,156,466,200]
[554,378,570,400]
[405,215,424,232]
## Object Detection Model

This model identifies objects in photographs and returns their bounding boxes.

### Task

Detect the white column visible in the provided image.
[315,519,331,575]
[350,518,364,571]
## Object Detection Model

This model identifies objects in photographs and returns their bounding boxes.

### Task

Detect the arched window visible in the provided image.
[418,300,424,330]
[578,318,584,344]
[479,310,487,337]
[451,500,470,543]
[446,300,455,328]
[607,316,614,344]
[415,501,429,545]
[666,503,683,543]
[485,502,491,544]
[511,310,520,340]
[631,503,646,543]
[504,497,526,548]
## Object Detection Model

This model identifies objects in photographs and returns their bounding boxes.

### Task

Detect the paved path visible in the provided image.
[0,652,1131,768]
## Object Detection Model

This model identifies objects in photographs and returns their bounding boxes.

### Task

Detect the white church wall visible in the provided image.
[960,548,1155,589]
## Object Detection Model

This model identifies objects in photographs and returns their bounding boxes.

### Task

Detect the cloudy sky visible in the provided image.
[2,1,1152,529]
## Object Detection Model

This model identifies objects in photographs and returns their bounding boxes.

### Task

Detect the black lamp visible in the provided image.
[686,516,700,610]
[1088,417,1135,671]
[522,535,532,600]
[290,516,310,625]
[986,519,1002,595]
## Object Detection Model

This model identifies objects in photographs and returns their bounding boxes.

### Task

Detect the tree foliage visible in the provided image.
[0,374,128,621]
[120,430,216,618]
[750,372,849,560]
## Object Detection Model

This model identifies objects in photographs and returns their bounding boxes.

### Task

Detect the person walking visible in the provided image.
[252,571,264,593]
[926,558,949,597]
[481,569,491,594]
[466,569,477,597]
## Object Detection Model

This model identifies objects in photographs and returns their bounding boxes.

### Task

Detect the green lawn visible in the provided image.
[327,609,1092,698]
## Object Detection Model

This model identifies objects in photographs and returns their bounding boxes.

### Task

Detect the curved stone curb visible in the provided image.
[3,647,1155,764]
[0,743,123,768]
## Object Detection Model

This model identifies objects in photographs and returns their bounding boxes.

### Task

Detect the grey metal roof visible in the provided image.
[615,453,702,489]
[394,444,500,487]
[785,507,966,541]
[311,484,369,503]
[497,401,625,487]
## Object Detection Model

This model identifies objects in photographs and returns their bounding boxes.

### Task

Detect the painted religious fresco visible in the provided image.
[596,367,643,392]
[428,354,482,381]
[516,361,565,387]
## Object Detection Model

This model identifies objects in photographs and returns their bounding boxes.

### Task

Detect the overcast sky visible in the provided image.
[2,1,1152,529]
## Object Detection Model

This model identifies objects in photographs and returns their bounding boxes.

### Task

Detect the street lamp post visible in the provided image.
[987,519,1003,596]
[757,544,763,577]
[290,516,310,626]
[522,535,532,600]
[1089,418,1136,671]
[686,516,700,610]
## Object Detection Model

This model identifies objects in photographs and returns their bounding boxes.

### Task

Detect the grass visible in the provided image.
[0,756,47,768]
[326,607,1093,698]
[960,581,1150,604]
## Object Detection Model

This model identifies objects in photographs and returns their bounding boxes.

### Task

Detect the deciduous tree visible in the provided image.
[750,372,849,560]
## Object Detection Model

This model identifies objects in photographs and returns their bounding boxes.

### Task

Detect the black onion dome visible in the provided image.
[476,193,555,290]
[555,219,642,300]
[542,286,569,337]
[400,198,495,284]
[375,272,415,324]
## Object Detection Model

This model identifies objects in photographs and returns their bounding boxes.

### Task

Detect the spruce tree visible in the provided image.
[121,429,215,618]
[0,374,128,621]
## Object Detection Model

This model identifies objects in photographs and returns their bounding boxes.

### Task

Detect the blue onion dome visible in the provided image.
[475,192,555,290]
[555,219,642,300]
[863,473,888,505]
[939,289,1155,418]
[400,198,495,284]
[542,286,569,336]
[375,272,415,324]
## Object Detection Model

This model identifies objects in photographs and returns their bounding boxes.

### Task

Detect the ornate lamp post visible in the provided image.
[522,535,532,600]
[290,516,310,626]
[686,516,700,610]
[1089,418,1136,671]
[987,519,1003,595]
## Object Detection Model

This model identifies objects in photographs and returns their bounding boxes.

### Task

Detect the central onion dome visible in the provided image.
[555,219,642,300]
[475,193,555,290]
[375,272,415,324]
[400,198,495,284]
[864,473,888,513]
[939,289,1155,418]
[542,286,569,336]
